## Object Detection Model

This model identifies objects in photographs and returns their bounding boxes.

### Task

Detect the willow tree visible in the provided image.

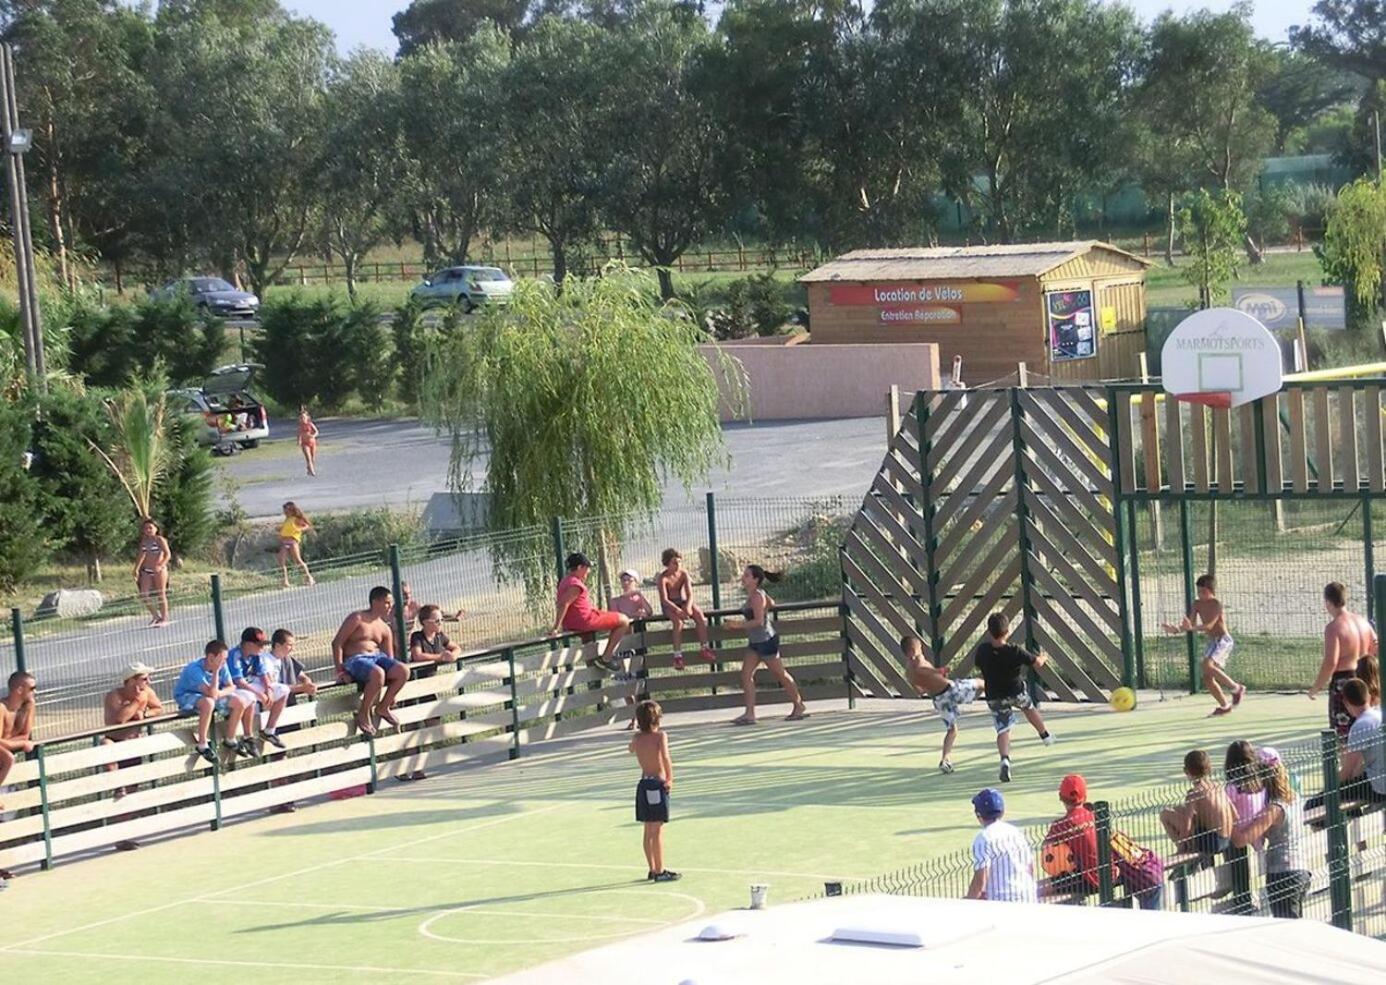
[420,264,743,602]
[1318,173,1386,319]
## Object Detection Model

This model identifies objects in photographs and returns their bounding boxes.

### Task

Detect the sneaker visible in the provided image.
[1211,705,1233,717]
[221,738,239,753]
[700,646,716,662]
[1232,685,1246,707]
[262,732,286,750]
[197,745,217,765]
[939,760,954,775]
[653,870,682,882]
[647,870,658,881]
[672,653,686,671]
[410,770,427,781]
[235,738,258,759]
[268,803,297,814]
[114,840,140,852]
[1041,732,1055,746]
[999,759,1012,783]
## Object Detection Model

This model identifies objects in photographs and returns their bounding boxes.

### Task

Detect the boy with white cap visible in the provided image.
[966,787,1037,903]
[103,662,166,846]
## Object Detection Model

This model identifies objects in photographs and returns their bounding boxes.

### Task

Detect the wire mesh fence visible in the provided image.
[813,726,1386,938]
[1131,499,1375,693]
[7,495,860,737]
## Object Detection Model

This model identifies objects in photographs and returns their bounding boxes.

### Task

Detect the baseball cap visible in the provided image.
[1059,774,1088,805]
[123,662,154,682]
[972,787,1005,818]
[240,626,268,645]
[619,569,641,582]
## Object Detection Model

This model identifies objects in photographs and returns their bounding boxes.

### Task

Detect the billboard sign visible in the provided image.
[1231,286,1346,331]
[1046,289,1097,361]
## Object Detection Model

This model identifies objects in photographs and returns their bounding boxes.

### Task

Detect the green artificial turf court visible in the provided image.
[0,692,1329,983]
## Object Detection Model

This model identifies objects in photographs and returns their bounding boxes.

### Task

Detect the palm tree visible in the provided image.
[89,382,171,523]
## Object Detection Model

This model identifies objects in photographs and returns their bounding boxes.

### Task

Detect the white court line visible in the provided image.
[389,855,867,882]
[0,804,564,953]
[191,897,666,924]
[0,948,484,979]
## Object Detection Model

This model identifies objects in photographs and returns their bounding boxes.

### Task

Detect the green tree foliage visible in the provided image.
[64,295,225,388]
[1292,0,1386,83]
[150,412,216,560]
[89,377,171,521]
[1318,173,1386,313]
[30,386,131,577]
[0,399,48,589]
[420,265,742,599]
[251,296,390,411]
[1256,47,1359,154]
[391,0,548,55]
[1178,189,1249,307]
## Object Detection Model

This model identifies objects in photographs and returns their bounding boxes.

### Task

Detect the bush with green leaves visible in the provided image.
[252,295,391,411]
[708,273,793,340]
[0,399,48,589]
[31,387,131,577]
[65,294,226,388]
[391,296,460,407]
[303,507,423,563]
[150,413,217,560]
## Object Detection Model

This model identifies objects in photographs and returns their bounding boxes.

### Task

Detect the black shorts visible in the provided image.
[636,777,669,823]
[748,637,780,660]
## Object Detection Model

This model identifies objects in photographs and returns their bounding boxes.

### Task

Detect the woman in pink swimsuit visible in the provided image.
[550,552,630,673]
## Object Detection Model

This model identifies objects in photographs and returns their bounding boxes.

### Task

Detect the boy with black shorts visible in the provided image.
[973,612,1054,783]
[629,699,679,883]
[902,634,985,774]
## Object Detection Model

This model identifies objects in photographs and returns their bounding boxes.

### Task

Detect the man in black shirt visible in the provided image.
[972,612,1054,783]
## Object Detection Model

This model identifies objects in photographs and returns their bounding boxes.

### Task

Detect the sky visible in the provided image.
[285,1,1320,55]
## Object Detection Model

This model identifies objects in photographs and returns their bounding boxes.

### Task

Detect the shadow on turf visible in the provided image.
[258,802,522,838]
[232,879,642,935]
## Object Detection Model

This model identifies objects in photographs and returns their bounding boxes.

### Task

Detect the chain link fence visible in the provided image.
[6,495,858,737]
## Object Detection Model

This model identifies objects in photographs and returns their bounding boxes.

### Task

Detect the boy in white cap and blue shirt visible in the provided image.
[966,787,1037,903]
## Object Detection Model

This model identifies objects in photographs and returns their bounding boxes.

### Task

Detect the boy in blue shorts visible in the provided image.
[629,700,679,882]
[1163,573,1244,716]
[902,634,985,774]
[973,612,1054,783]
[174,640,258,763]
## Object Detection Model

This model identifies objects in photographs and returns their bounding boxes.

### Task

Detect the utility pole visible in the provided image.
[0,43,45,391]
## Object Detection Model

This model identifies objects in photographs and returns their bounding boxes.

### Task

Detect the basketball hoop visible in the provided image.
[1160,309,1282,408]
[1173,391,1233,409]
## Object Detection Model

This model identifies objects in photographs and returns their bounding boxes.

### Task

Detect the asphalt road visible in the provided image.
[23,415,889,734]
[221,415,889,520]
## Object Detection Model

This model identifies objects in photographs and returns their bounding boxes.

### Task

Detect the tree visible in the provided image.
[1318,173,1386,315]
[499,17,609,284]
[598,4,728,299]
[147,4,333,293]
[89,378,171,523]
[151,413,216,560]
[392,0,554,54]
[0,398,47,589]
[1292,0,1386,83]
[398,28,510,267]
[64,295,226,389]
[1256,47,1359,153]
[419,266,741,601]
[31,386,130,580]
[1178,189,1248,307]
[317,51,410,301]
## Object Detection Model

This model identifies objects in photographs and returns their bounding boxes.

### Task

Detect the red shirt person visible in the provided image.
[550,552,630,674]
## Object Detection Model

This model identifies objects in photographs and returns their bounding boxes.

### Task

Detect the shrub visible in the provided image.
[0,399,48,589]
[252,295,390,411]
[708,273,792,340]
[151,413,217,560]
[65,295,226,388]
[391,297,459,408]
[772,511,851,603]
[304,507,423,562]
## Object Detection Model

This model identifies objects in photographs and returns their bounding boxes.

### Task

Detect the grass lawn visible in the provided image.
[0,693,1328,983]
[1144,250,1326,308]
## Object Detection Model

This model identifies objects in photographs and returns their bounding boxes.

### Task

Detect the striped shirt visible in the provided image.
[972,820,1038,902]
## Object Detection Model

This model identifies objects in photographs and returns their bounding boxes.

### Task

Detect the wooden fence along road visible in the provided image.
[0,602,844,873]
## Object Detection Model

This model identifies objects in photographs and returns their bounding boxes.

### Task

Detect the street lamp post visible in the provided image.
[0,42,45,390]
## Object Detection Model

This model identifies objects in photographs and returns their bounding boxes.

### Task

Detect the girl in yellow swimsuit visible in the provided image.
[277,501,316,588]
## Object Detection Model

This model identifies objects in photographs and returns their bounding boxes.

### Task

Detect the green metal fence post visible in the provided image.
[507,648,522,760]
[706,492,722,693]
[36,744,53,869]
[1105,387,1135,690]
[389,544,407,660]
[1007,390,1040,698]
[1126,500,1147,688]
[1093,800,1114,905]
[210,574,226,643]
[367,732,379,794]
[839,590,856,711]
[551,516,566,586]
[10,607,25,675]
[1320,728,1353,931]
[1179,500,1197,694]
[1375,574,1386,634]
[1364,496,1375,621]
[209,753,222,832]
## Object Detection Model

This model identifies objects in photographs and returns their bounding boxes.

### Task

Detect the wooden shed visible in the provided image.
[800,241,1151,385]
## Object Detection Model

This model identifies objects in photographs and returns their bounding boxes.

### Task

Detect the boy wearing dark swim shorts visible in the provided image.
[629,700,679,883]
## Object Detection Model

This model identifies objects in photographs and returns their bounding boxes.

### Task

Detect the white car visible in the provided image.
[410,266,514,311]
[168,364,270,456]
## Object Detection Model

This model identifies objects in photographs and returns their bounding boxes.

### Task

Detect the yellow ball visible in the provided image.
[1109,686,1137,712]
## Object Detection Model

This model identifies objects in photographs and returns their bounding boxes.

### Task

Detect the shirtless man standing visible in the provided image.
[902,634,985,775]
[332,586,408,736]
[1310,581,1378,740]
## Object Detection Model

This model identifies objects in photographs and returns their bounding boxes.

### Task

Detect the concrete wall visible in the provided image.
[701,338,941,421]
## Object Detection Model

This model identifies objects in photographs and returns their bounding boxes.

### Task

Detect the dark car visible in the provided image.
[168,364,270,456]
[153,276,260,319]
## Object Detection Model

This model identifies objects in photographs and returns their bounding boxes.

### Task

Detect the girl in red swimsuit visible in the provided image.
[297,406,319,477]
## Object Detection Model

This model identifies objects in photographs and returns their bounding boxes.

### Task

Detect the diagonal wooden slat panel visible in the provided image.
[858,500,932,586]
[1067,388,1111,434]
[1021,390,1113,469]
[869,470,926,534]
[1030,610,1121,697]
[1021,426,1116,522]
[918,390,969,442]
[929,398,1011,488]
[847,516,930,605]
[940,557,1024,664]
[843,593,918,695]
[1028,564,1125,675]
[880,450,925,501]
[931,428,1016,531]
[1019,416,1115,500]
[938,514,1021,628]
[842,537,933,636]
[1029,623,1100,702]
[844,622,904,698]
[1024,519,1121,633]
[934,463,1015,557]
[1023,490,1119,597]
[1024,470,1118,570]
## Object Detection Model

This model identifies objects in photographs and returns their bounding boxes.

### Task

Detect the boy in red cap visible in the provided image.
[1044,773,1165,909]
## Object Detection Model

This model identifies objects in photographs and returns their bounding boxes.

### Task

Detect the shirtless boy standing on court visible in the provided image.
[332,586,409,736]
[1310,581,1378,740]
[628,700,679,883]
[902,635,985,775]
[1163,574,1244,716]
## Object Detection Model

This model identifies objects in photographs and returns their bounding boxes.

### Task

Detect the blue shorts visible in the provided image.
[636,776,670,823]
[177,694,233,716]
[345,653,402,685]
[1202,634,1234,667]
[748,636,780,660]
[987,691,1034,734]
[931,678,981,729]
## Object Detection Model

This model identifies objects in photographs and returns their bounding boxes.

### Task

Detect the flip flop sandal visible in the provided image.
[730,717,758,726]
[785,710,810,721]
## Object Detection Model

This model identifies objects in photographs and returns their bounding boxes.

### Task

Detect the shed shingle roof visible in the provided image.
[799,241,1149,282]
